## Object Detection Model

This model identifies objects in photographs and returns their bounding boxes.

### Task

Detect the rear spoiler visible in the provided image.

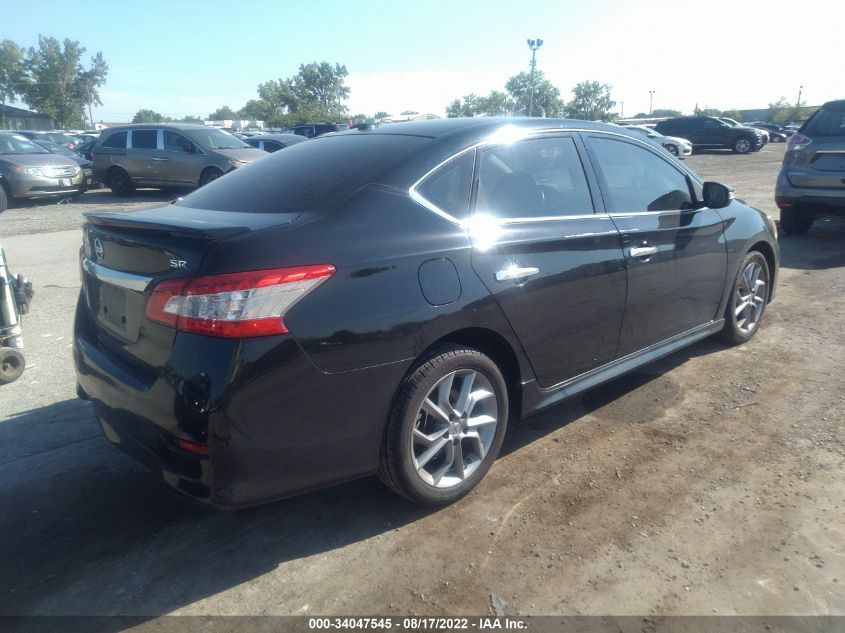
[84,206,300,241]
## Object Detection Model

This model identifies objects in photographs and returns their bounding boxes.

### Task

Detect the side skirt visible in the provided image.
[521,320,725,416]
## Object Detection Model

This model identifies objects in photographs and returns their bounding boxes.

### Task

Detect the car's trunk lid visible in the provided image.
[80,206,300,376]
[788,137,845,189]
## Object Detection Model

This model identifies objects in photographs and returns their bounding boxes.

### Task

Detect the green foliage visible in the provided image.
[650,108,682,118]
[0,39,27,128]
[373,111,389,120]
[20,36,108,128]
[699,108,723,117]
[722,109,742,121]
[132,109,164,123]
[208,105,236,120]
[505,71,563,117]
[238,62,351,127]
[564,81,616,121]
[767,97,816,123]
[180,115,203,123]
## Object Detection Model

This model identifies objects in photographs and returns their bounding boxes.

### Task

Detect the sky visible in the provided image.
[5,0,843,122]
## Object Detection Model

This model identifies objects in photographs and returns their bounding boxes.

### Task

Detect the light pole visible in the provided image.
[648,90,655,116]
[797,85,803,107]
[527,38,543,117]
[620,101,624,118]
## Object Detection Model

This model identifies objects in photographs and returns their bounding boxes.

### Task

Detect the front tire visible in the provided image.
[733,137,753,154]
[379,345,509,506]
[780,206,814,234]
[666,144,680,156]
[199,167,223,187]
[0,348,25,384]
[720,251,770,345]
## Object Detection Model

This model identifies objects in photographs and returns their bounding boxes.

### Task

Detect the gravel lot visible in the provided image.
[0,143,843,619]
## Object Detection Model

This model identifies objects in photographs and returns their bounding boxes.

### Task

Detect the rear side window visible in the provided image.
[415,150,474,219]
[263,141,282,152]
[177,134,426,213]
[245,139,260,148]
[803,104,845,137]
[588,137,693,213]
[131,129,158,149]
[476,136,594,219]
[101,131,127,149]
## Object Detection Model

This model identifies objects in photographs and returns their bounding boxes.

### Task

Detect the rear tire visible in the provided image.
[108,168,135,197]
[780,207,814,234]
[379,345,509,506]
[719,251,770,345]
[0,348,25,384]
[0,184,8,212]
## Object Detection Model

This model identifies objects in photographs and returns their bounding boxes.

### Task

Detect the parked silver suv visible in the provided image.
[92,124,267,196]
[775,99,845,233]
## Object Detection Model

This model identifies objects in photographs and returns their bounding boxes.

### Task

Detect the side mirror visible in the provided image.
[702,181,733,209]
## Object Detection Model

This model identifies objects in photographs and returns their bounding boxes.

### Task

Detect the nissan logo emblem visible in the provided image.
[94,238,104,260]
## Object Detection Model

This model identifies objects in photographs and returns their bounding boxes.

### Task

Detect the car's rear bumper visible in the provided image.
[776,171,845,215]
[73,296,410,508]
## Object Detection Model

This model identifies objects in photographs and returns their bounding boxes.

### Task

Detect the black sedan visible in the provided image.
[74,118,779,508]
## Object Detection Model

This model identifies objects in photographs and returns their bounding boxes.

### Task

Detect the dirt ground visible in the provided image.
[0,143,842,619]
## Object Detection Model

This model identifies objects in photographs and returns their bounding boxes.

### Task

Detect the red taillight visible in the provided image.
[177,439,210,456]
[145,264,335,338]
[786,133,811,152]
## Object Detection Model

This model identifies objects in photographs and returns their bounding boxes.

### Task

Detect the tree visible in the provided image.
[373,111,389,120]
[180,115,203,123]
[446,93,480,118]
[289,61,350,119]
[0,40,27,129]
[564,80,616,121]
[21,36,108,128]
[400,110,418,116]
[650,108,682,118]
[505,71,563,117]
[722,109,742,121]
[699,108,722,117]
[477,91,513,116]
[238,99,270,121]
[208,105,236,120]
[132,109,164,123]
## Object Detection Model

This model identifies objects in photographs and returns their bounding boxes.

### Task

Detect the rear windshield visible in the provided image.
[177,134,426,213]
[802,104,845,137]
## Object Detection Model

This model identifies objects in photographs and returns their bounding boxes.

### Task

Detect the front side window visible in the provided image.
[415,150,474,219]
[163,131,194,153]
[588,137,693,213]
[101,131,127,149]
[131,129,158,150]
[476,136,593,219]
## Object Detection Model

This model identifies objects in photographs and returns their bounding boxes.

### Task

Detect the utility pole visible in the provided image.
[527,38,543,117]
[649,90,655,116]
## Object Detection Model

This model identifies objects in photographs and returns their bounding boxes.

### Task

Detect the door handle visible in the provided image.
[495,266,540,282]
[627,245,658,258]
[152,157,169,162]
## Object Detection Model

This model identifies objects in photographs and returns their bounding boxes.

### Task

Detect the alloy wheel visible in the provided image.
[735,138,752,153]
[411,369,498,488]
[734,261,767,334]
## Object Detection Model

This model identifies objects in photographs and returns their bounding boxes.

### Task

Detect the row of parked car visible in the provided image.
[0,122,355,209]
[619,117,798,157]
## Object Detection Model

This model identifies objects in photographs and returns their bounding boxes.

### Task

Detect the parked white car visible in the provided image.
[620,125,693,157]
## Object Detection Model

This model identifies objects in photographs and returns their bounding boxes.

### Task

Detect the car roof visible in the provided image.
[353,117,630,140]
[102,123,216,132]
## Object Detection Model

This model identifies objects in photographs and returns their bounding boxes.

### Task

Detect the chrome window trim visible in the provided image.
[407,127,694,226]
[82,257,153,293]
